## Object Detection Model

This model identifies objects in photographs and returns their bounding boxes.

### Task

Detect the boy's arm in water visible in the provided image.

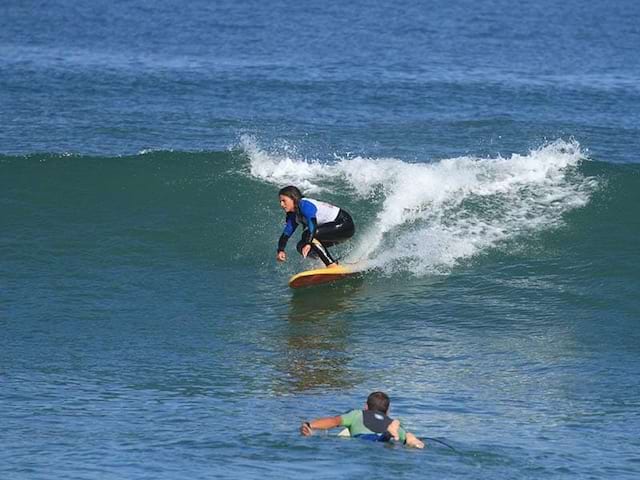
[300,416,342,436]
[388,419,424,448]
[404,431,425,448]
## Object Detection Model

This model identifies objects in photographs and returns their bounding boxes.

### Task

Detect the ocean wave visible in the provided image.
[243,137,600,275]
[3,142,637,276]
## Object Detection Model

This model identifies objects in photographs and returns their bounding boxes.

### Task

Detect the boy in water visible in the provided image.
[299,391,425,448]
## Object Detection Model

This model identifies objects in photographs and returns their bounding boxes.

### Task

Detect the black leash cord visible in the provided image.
[423,437,457,451]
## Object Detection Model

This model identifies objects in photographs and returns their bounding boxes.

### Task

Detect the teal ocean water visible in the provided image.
[2,0,640,478]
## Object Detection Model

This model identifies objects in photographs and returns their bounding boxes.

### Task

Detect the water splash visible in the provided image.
[243,136,598,276]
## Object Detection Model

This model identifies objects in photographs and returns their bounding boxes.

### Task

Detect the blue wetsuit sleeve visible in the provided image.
[277,212,297,252]
[298,199,318,244]
[283,212,298,237]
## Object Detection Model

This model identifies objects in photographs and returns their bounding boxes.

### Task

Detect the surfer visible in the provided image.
[276,185,355,268]
[299,391,425,448]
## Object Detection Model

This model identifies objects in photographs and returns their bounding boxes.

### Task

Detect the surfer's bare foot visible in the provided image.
[326,262,339,269]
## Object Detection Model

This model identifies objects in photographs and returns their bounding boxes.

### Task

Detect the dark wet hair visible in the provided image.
[278,185,303,206]
[367,391,390,413]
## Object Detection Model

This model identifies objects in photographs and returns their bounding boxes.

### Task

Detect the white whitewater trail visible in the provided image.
[243,136,598,276]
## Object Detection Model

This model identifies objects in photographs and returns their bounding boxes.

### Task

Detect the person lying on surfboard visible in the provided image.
[276,185,355,268]
[299,391,425,448]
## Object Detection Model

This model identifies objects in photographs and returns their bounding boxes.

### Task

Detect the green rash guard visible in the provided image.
[340,409,407,443]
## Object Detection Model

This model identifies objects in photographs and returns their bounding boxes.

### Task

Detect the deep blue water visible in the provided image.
[1,1,639,479]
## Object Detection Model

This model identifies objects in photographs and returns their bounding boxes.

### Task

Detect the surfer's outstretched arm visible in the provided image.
[299,416,342,436]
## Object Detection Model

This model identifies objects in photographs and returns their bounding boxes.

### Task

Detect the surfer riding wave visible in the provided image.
[276,186,355,268]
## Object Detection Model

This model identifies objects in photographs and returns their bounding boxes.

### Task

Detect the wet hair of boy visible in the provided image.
[366,391,390,413]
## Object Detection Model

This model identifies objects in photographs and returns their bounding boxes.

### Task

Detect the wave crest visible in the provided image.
[243,137,598,275]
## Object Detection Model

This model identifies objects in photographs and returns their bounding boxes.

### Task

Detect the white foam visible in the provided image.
[242,136,597,276]
[242,136,335,193]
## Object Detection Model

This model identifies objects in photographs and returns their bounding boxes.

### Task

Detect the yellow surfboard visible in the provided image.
[288,264,358,289]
